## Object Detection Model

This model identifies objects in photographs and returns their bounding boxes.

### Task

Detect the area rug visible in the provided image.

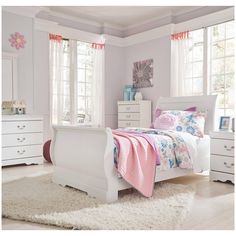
[2,174,195,230]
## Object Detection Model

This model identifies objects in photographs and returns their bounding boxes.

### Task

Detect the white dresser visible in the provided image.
[117,100,151,128]
[210,131,234,184]
[2,115,44,166]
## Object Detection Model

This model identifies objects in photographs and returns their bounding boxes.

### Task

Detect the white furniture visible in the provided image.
[2,52,18,101]
[210,131,234,184]
[2,115,44,166]
[118,100,151,128]
[52,95,217,202]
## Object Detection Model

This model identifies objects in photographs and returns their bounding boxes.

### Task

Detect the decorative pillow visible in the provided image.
[150,107,196,128]
[153,110,206,137]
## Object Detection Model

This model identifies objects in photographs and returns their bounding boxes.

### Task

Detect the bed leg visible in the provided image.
[87,188,118,203]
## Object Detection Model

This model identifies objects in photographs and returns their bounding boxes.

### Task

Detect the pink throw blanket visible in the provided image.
[112,130,159,197]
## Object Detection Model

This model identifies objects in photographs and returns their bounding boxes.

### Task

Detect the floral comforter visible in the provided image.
[114,127,196,171]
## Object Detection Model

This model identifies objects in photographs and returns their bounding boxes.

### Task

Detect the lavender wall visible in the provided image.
[124,36,171,117]
[2,12,34,113]
[2,12,50,141]
[104,45,125,128]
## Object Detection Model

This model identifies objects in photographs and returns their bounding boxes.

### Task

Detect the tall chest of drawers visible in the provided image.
[2,115,44,166]
[117,100,151,128]
[210,131,234,184]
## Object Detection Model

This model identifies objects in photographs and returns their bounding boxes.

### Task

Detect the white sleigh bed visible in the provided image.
[51,95,217,202]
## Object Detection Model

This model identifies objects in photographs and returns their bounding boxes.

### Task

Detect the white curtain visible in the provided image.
[91,45,105,127]
[49,38,66,125]
[170,37,192,97]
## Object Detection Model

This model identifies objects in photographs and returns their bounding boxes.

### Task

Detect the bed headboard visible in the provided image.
[156,95,217,134]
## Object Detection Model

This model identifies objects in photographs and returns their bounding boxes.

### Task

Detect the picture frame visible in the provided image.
[219,116,230,130]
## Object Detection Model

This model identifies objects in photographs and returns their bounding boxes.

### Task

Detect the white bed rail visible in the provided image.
[51,126,119,202]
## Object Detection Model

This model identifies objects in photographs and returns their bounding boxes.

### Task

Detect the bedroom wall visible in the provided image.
[2,11,50,141]
[33,30,50,140]
[124,36,171,119]
[104,45,125,128]
[2,12,34,113]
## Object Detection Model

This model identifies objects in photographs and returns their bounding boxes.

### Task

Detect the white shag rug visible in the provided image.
[2,174,195,230]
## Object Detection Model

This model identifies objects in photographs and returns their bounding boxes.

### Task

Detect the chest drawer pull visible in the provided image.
[17,150,26,155]
[17,137,26,142]
[223,162,234,168]
[224,145,234,151]
[126,107,131,111]
[17,125,26,130]
[126,115,131,118]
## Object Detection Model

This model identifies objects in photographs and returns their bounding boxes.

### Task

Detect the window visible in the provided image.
[208,21,234,118]
[180,20,234,119]
[50,37,104,126]
[184,29,204,96]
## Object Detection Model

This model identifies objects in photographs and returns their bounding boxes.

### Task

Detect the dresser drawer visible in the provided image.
[118,120,140,128]
[118,113,140,121]
[211,138,234,156]
[2,121,43,134]
[118,105,140,113]
[2,145,42,161]
[211,155,234,174]
[2,133,43,147]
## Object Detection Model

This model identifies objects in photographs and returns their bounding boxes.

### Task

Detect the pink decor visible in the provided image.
[154,113,176,130]
[171,31,189,40]
[49,33,63,42]
[92,43,105,49]
[113,130,158,197]
[8,32,26,50]
[150,107,196,128]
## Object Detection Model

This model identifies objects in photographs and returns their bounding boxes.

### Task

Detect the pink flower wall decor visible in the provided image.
[9,32,26,50]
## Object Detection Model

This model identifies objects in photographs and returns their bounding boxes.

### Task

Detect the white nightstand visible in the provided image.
[210,131,234,184]
[2,115,44,166]
[117,100,151,128]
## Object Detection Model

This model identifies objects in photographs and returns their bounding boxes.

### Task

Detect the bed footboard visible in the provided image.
[51,126,119,202]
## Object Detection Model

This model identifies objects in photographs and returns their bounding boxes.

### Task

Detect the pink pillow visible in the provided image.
[153,110,206,137]
[150,107,196,128]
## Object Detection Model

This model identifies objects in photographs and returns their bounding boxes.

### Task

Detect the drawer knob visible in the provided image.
[17,125,26,130]
[126,122,131,126]
[126,115,131,118]
[224,145,234,151]
[223,162,234,168]
[17,150,26,155]
[17,137,26,142]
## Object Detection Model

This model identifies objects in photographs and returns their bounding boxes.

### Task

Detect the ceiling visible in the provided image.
[2,6,232,37]
[47,6,202,28]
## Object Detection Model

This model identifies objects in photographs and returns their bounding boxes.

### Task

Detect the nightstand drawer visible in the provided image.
[2,133,43,147]
[2,121,43,134]
[2,145,42,161]
[211,138,234,157]
[118,105,140,113]
[211,155,234,174]
[118,121,140,128]
[118,113,140,121]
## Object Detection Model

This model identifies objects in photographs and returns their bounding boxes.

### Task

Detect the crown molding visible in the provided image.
[34,18,102,44]
[42,8,102,28]
[174,7,234,32]
[104,24,174,47]
[33,7,234,48]
[2,6,46,18]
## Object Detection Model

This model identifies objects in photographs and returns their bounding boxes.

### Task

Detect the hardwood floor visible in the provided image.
[2,163,234,230]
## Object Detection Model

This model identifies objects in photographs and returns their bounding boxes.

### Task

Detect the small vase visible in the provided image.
[135,92,143,101]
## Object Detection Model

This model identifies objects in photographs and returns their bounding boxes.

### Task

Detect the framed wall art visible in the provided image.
[133,58,153,88]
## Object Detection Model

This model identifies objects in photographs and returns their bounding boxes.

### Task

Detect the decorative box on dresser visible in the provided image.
[2,115,44,166]
[210,131,234,184]
[118,100,151,128]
